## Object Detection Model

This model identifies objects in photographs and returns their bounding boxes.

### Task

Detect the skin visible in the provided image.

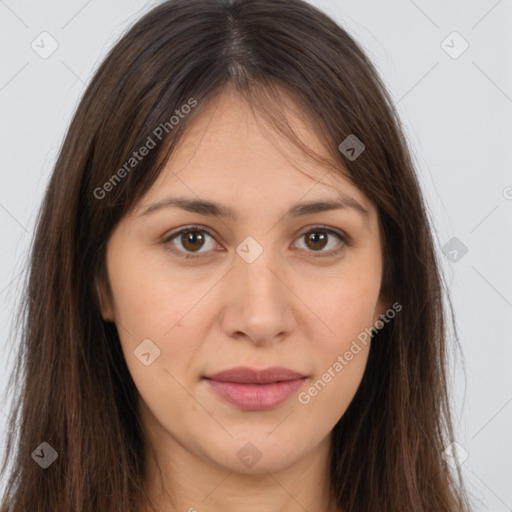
[99,86,388,512]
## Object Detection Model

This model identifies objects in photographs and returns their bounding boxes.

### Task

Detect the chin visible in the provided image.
[202,431,311,475]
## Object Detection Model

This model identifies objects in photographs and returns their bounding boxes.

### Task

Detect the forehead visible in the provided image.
[134,87,372,216]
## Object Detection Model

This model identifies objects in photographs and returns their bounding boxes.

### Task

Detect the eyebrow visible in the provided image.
[138,195,368,220]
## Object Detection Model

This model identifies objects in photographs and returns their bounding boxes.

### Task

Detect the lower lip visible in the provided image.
[204,378,306,411]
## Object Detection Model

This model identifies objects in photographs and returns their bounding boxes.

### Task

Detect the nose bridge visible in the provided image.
[219,237,295,343]
[236,237,284,308]
[241,253,279,300]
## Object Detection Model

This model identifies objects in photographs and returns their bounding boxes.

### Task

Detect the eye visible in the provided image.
[163,224,349,259]
[164,225,220,259]
[292,226,349,257]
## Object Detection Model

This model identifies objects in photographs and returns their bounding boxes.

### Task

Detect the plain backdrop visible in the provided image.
[0,0,511,509]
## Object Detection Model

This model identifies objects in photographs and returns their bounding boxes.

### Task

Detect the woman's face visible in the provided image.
[100,87,387,476]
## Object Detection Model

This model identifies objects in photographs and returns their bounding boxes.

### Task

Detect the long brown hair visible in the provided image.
[0,0,474,510]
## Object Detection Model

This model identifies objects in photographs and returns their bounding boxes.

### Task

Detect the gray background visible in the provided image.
[1,0,511,509]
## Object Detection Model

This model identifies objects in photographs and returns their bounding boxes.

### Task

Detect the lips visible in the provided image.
[205,366,305,384]
[203,366,307,411]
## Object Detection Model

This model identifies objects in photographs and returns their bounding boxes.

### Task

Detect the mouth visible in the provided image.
[203,366,307,411]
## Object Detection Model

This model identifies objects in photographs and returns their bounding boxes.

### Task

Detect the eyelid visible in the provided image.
[163,224,350,259]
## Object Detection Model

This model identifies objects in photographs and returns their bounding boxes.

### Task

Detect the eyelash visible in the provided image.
[163,224,351,260]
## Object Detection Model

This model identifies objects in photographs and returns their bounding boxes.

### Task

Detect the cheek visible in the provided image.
[106,241,194,336]
[300,262,382,349]
[298,343,369,430]
[296,277,376,420]
[106,243,214,388]
[294,254,381,411]
[304,284,374,392]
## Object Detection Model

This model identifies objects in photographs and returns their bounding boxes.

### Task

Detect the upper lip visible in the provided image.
[204,366,306,384]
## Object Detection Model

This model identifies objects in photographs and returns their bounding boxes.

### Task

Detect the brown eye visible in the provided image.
[180,230,206,252]
[165,226,218,258]
[294,227,348,256]
[304,231,328,251]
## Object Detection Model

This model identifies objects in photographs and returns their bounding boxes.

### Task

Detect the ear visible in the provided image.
[95,277,115,322]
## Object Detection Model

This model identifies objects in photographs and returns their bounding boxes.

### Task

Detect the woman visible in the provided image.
[0,0,474,510]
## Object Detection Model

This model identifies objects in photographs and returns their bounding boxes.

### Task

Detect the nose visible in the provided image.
[218,242,298,346]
